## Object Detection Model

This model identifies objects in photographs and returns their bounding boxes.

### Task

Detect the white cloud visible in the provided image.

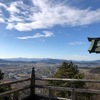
[7,5,19,14]
[0,2,7,9]
[17,31,54,39]
[0,3,7,23]
[68,41,85,45]
[66,54,100,61]
[0,0,100,31]
[0,18,4,23]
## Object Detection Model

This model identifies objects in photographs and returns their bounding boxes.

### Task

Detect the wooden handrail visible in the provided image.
[36,77,100,83]
[35,85,73,91]
[0,68,35,100]
[0,78,31,86]
[0,86,30,97]
[1,77,99,88]
[35,85,100,94]
[0,68,100,100]
[35,77,100,100]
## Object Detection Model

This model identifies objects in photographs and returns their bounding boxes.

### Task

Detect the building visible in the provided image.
[88,37,100,53]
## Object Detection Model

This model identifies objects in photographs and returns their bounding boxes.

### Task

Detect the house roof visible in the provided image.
[88,37,100,53]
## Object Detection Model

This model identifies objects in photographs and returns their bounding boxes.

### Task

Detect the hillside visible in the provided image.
[0,58,100,68]
[90,67,100,74]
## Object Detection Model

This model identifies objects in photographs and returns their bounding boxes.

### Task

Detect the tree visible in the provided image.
[0,69,11,100]
[48,62,92,100]
[0,69,4,80]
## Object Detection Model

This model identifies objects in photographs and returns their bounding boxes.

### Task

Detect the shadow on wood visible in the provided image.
[22,94,59,100]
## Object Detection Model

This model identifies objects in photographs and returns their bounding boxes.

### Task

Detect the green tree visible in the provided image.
[48,62,92,100]
[0,69,4,80]
[0,69,11,100]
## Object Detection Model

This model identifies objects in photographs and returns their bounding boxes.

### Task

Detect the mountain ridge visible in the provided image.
[0,58,100,64]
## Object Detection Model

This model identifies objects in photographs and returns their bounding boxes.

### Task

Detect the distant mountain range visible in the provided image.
[5,58,43,62]
[0,58,100,65]
[0,58,67,64]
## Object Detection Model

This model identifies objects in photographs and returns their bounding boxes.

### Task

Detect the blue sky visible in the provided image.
[0,0,100,61]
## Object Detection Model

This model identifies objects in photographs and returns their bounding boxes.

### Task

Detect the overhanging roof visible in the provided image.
[88,37,100,53]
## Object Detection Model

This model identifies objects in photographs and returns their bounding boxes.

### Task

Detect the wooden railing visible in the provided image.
[0,67,34,100]
[0,67,100,100]
[36,78,100,100]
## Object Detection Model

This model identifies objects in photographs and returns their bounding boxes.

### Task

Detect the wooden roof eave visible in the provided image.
[88,40,95,53]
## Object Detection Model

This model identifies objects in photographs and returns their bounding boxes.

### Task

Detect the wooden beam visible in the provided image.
[0,86,30,97]
[30,67,35,96]
[0,78,30,86]
[36,77,100,83]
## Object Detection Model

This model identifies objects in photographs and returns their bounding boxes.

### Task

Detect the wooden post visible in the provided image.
[13,92,19,100]
[49,88,53,100]
[30,67,35,97]
[71,82,76,100]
